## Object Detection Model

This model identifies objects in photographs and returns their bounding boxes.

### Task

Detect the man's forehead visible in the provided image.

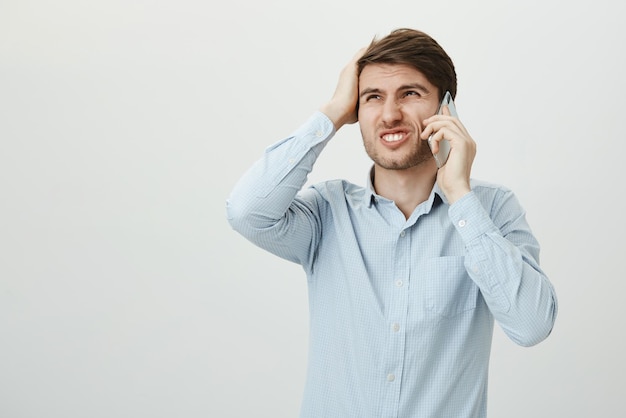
[359,63,433,91]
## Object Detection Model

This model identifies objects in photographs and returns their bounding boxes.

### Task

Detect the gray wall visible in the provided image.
[1,0,623,417]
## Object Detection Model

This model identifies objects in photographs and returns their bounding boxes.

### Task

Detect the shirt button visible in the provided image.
[392,323,400,332]
[395,280,403,287]
[400,230,406,237]
[458,219,466,227]
[387,373,396,382]
[315,130,323,137]
[288,158,295,165]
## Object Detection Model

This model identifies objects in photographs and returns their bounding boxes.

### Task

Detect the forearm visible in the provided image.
[226,112,335,257]
[449,191,558,346]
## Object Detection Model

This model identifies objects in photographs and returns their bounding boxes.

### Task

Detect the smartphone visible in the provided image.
[427,91,458,168]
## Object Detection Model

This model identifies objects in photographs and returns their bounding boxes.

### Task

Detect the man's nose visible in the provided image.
[382,99,402,124]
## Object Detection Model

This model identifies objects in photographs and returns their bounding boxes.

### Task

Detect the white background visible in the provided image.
[1,1,624,417]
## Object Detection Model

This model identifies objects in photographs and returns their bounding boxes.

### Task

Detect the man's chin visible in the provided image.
[374,154,433,170]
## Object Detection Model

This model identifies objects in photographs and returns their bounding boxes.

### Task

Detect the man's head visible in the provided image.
[357,28,456,101]
[355,29,457,172]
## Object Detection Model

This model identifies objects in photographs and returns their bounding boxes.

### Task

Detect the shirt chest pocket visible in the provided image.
[417,256,479,318]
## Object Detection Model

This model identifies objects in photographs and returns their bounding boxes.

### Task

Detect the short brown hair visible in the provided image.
[357,28,457,101]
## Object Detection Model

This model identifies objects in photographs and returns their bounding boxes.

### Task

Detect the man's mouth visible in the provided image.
[382,133,405,143]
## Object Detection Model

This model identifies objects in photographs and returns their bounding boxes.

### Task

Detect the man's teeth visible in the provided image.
[383,133,404,142]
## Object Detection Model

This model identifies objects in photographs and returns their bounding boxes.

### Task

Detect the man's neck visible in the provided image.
[373,161,438,219]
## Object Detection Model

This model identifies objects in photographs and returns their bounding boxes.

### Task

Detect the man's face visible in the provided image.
[358,63,440,170]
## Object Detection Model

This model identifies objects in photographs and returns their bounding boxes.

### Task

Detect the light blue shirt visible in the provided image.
[226,112,557,418]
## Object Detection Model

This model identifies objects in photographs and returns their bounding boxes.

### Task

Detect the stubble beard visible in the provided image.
[363,136,433,170]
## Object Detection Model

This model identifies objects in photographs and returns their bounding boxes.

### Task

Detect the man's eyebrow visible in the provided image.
[399,83,430,93]
[359,83,431,99]
[359,87,381,99]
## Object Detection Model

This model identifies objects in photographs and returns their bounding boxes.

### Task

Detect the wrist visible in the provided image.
[320,101,356,131]
[444,185,471,205]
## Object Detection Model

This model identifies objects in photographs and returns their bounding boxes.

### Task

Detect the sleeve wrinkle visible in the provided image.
[226,113,334,267]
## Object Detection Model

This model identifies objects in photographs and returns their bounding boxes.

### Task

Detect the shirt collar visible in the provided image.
[364,165,377,207]
[432,182,449,205]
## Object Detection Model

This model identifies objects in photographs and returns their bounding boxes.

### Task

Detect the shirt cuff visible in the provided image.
[448,191,500,245]
[265,111,335,155]
[290,111,336,149]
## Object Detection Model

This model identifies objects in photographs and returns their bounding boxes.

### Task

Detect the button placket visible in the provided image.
[380,223,410,415]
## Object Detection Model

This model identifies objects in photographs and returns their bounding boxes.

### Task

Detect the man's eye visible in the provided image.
[405,91,420,97]
[366,94,381,101]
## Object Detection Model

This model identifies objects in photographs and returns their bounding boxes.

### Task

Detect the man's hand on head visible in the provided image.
[319,48,365,131]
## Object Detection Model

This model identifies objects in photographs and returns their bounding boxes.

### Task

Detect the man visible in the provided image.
[226,28,557,418]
